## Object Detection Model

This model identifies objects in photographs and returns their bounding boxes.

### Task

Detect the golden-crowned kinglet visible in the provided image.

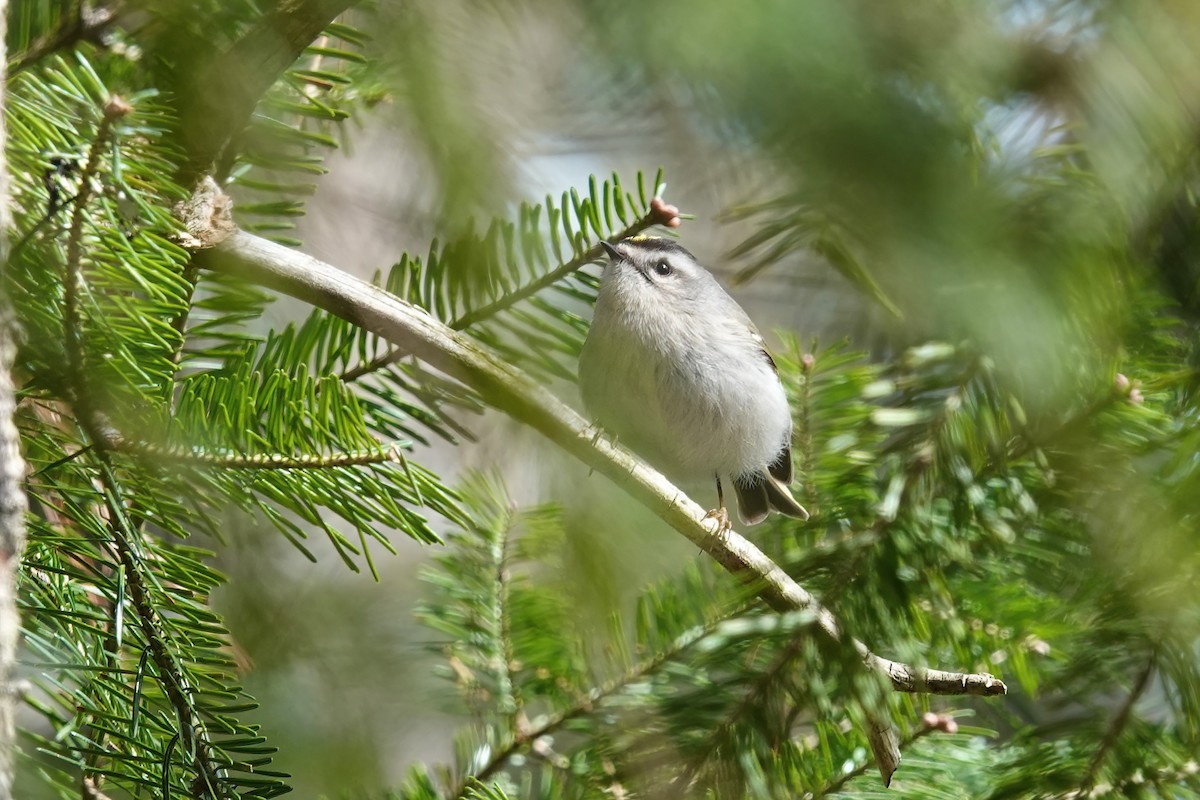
[579,236,809,528]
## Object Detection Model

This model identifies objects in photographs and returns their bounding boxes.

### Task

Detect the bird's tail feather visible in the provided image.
[764,475,809,520]
[733,479,771,526]
[733,470,810,525]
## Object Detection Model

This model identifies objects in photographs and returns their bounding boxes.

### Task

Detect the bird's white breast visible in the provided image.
[579,293,791,482]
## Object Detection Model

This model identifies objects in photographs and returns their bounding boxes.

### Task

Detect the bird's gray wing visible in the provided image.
[768,440,793,485]
[747,323,793,483]
[742,319,779,373]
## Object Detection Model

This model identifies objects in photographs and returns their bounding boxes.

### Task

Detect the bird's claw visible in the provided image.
[703,506,732,532]
[586,421,618,450]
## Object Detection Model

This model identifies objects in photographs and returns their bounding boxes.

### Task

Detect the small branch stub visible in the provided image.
[870,655,1008,697]
[173,176,235,250]
[103,94,133,119]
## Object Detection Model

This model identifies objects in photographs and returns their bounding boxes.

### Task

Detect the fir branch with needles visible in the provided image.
[337,176,682,385]
[193,216,1013,792]
[442,593,746,797]
[108,432,415,471]
[56,94,231,800]
[91,457,227,799]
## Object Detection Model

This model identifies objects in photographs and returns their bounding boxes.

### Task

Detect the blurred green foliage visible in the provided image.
[4,0,1200,798]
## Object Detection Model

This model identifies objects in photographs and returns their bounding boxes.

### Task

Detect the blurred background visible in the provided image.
[11,0,1200,796]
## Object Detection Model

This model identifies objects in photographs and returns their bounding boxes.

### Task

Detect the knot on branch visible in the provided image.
[174,176,236,250]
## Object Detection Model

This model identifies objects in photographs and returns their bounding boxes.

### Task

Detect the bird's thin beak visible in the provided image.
[600,241,621,261]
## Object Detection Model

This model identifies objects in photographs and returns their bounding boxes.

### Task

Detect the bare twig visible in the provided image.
[1076,653,1157,796]
[0,316,21,800]
[865,653,1007,696]
[0,4,29,791]
[493,507,526,736]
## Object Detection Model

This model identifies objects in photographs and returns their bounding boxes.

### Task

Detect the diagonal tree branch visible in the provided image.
[191,227,1008,698]
[188,206,1006,784]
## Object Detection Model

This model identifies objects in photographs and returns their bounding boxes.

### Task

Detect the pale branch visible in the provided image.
[0,2,28,791]
[192,228,1009,706]
[336,204,673,385]
[492,507,525,736]
[865,653,1008,696]
[0,319,22,800]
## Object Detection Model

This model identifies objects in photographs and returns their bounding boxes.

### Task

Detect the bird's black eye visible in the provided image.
[653,261,672,277]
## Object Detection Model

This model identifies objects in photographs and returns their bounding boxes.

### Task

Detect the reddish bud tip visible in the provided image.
[801,353,816,373]
[922,712,958,734]
[104,95,133,118]
[650,196,682,227]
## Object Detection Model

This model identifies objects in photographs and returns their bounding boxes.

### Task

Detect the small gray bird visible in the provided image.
[578,235,809,528]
